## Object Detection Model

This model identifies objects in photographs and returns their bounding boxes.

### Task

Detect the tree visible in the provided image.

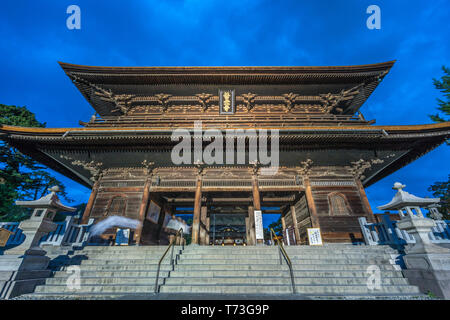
[427,67,450,219]
[0,104,72,219]
[429,66,450,124]
[428,175,449,220]
[263,216,283,242]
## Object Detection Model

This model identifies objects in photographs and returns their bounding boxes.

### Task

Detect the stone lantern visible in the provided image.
[378,182,450,299]
[377,182,444,254]
[8,186,76,256]
[0,186,76,299]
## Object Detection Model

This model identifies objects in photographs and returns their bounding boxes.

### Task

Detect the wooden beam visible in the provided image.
[135,180,151,244]
[81,180,99,224]
[252,176,263,244]
[303,178,320,229]
[247,206,256,245]
[200,206,207,245]
[356,178,376,222]
[191,176,202,244]
[290,205,301,245]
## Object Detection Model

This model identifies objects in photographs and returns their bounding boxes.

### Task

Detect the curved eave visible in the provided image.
[1,121,449,135]
[58,60,395,76]
[1,122,449,189]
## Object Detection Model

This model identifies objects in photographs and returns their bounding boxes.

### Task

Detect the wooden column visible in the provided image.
[135,179,151,245]
[281,215,286,230]
[355,179,375,222]
[251,176,263,244]
[205,215,210,245]
[200,206,207,245]
[303,178,320,229]
[81,180,100,224]
[290,205,301,245]
[247,206,256,245]
[192,175,202,245]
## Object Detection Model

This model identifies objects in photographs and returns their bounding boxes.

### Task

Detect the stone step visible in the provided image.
[174,264,396,271]
[179,253,394,259]
[159,284,420,295]
[176,258,392,265]
[51,270,170,278]
[34,284,157,294]
[42,275,409,286]
[58,264,174,271]
[49,269,404,279]
[34,283,420,295]
[163,277,409,286]
[73,257,393,266]
[169,270,405,278]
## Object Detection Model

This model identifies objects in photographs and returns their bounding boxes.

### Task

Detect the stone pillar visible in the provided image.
[199,206,207,245]
[303,178,320,229]
[247,206,256,245]
[135,179,151,245]
[191,175,202,245]
[291,205,301,245]
[356,179,375,222]
[252,176,264,244]
[81,180,100,224]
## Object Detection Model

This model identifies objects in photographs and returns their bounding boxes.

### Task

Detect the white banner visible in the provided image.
[254,210,264,240]
[307,228,323,246]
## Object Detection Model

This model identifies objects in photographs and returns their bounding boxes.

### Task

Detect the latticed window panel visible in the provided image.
[106,196,127,216]
[328,193,350,216]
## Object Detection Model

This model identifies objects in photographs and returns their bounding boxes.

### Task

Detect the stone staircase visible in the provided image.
[20,244,425,299]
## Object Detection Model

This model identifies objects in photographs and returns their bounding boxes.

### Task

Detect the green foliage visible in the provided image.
[427,67,450,219]
[0,104,72,218]
[264,216,283,240]
[429,66,450,124]
[428,175,450,220]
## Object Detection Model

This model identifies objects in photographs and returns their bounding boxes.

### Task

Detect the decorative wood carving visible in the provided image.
[154,93,172,112]
[348,158,384,180]
[195,93,214,112]
[282,93,299,111]
[297,159,313,176]
[318,84,362,113]
[60,155,103,181]
[241,93,257,111]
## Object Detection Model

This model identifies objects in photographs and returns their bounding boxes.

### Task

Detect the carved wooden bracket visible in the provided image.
[242,92,257,111]
[154,93,172,112]
[195,93,214,112]
[282,93,299,111]
[318,83,362,113]
[297,159,313,176]
[348,158,384,180]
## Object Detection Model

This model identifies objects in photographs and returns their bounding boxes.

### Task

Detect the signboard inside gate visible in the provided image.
[307,228,323,246]
[254,210,264,240]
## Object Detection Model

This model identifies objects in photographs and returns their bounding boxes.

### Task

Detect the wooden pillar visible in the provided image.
[200,206,207,245]
[205,214,210,245]
[252,176,263,244]
[355,179,375,222]
[281,215,286,231]
[303,178,320,229]
[135,179,151,245]
[291,205,301,245]
[81,180,100,224]
[247,206,256,245]
[192,175,202,245]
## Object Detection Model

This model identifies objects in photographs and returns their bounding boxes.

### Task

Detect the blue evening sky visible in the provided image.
[1,1,449,227]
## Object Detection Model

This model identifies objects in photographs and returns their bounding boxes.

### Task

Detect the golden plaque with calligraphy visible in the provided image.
[219,89,235,114]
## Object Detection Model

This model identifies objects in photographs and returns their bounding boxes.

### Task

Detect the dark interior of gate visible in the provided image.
[135,189,306,246]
